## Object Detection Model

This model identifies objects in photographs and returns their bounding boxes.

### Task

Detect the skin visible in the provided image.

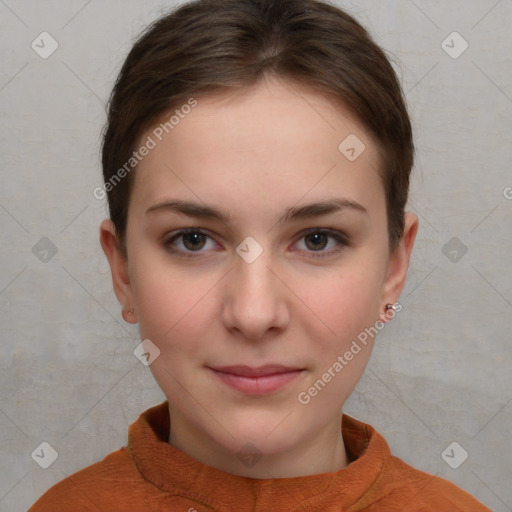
[100,75,418,479]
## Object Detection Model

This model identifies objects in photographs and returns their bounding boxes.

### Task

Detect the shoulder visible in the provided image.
[379,454,492,511]
[28,446,148,512]
[341,415,491,511]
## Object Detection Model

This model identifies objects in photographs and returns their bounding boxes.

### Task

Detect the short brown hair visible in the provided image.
[101,0,413,253]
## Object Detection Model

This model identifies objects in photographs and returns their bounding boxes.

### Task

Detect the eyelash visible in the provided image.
[162,227,348,259]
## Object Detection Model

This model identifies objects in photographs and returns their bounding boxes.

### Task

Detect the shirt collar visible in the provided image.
[128,401,391,509]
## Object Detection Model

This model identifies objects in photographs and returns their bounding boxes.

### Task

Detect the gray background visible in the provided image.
[1,1,511,510]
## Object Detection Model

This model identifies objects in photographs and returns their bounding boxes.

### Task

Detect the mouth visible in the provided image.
[207,365,305,395]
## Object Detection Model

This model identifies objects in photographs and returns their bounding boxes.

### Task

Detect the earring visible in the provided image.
[381,303,398,322]
[123,308,136,322]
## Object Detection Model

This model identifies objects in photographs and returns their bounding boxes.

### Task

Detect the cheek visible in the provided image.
[130,261,226,409]
[130,255,219,354]
[136,277,197,337]
[303,261,384,343]
[133,269,213,403]
[295,269,384,409]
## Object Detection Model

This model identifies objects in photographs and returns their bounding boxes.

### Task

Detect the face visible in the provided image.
[101,76,417,476]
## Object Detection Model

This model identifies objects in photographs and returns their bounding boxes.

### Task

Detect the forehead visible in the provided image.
[131,77,384,220]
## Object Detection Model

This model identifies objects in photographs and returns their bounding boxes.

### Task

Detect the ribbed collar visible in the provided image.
[127,401,391,510]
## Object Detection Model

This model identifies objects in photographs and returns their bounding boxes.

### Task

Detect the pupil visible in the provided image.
[185,233,205,250]
[307,233,326,250]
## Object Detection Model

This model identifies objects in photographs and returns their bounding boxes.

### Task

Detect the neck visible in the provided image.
[168,407,348,478]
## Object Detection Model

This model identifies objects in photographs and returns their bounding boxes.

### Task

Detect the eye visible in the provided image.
[293,229,348,258]
[162,227,348,259]
[163,228,219,257]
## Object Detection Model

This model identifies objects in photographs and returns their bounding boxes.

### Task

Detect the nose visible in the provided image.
[221,245,289,342]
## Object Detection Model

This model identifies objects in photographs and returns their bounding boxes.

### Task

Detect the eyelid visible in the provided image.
[293,227,348,258]
[162,227,349,258]
[299,227,348,243]
[162,227,221,255]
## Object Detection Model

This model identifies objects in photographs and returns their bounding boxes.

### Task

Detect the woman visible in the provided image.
[30,0,491,509]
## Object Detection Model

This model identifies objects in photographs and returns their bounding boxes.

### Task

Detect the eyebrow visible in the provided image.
[145,198,368,223]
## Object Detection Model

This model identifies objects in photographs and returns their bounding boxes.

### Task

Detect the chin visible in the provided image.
[214,409,304,453]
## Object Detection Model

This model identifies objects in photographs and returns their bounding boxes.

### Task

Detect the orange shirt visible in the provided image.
[29,401,491,511]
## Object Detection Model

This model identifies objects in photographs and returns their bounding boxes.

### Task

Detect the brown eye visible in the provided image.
[182,232,207,251]
[294,229,348,258]
[163,228,219,257]
[305,232,329,251]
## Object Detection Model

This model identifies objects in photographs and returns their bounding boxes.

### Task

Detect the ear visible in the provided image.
[380,212,419,312]
[99,219,138,323]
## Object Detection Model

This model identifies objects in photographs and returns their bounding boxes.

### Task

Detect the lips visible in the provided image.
[208,365,304,394]
[211,365,301,377]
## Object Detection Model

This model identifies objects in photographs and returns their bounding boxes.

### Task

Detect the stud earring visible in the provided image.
[123,308,136,322]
